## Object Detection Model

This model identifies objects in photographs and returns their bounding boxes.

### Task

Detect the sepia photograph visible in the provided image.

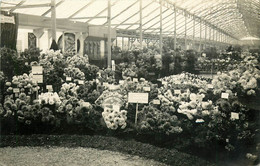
[0,0,259,165]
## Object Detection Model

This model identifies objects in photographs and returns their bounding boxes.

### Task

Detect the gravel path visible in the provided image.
[0,147,168,166]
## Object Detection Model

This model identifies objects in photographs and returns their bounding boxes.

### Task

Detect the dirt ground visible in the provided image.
[0,146,168,166]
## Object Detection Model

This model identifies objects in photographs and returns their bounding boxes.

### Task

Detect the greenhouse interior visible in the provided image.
[0,0,260,165]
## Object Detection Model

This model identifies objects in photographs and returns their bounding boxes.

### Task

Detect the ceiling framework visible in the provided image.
[0,0,259,44]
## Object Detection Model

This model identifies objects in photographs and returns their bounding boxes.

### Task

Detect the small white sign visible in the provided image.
[128,93,149,104]
[32,74,43,83]
[119,80,124,85]
[78,80,84,85]
[103,82,109,86]
[66,77,72,81]
[13,88,20,93]
[1,15,15,24]
[153,100,160,105]
[231,112,239,120]
[113,105,120,111]
[46,85,53,90]
[162,81,167,85]
[32,66,43,74]
[221,93,229,99]
[207,84,214,89]
[133,78,138,82]
[112,60,115,71]
[174,90,181,94]
[143,87,151,92]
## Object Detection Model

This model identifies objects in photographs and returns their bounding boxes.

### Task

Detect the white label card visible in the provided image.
[128,93,149,104]
[66,77,72,81]
[231,112,239,120]
[113,105,120,111]
[119,80,124,85]
[78,80,84,85]
[46,85,53,89]
[174,90,181,94]
[162,81,167,85]
[153,100,160,105]
[221,93,229,99]
[133,78,138,82]
[13,88,20,93]
[103,82,109,86]
[32,66,43,74]
[208,84,214,89]
[32,74,43,83]
[143,87,151,92]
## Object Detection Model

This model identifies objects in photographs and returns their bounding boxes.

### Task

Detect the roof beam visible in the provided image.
[142,8,169,31]
[41,0,64,16]
[86,0,117,23]
[114,1,153,29]
[2,3,51,10]
[9,0,26,12]
[124,1,155,29]
[68,0,95,18]
[103,0,139,25]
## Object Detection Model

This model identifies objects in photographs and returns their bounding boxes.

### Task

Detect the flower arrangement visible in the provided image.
[38,92,61,106]
[59,83,79,100]
[102,106,127,130]
[64,66,85,82]
[66,54,89,67]
[138,105,182,135]
[76,81,101,103]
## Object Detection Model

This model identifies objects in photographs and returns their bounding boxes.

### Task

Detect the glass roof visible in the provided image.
[1,0,260,41]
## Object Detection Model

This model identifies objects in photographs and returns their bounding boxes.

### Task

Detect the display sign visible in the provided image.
[32,74,43,83]
[46,85,53,89]
[32,66,43,74]
[174,90,181,94]
[113,105,120,111]
[66,77,72,81]
[133,78,138,82]
[221,93,229,99]
[162,81,167,85]
[153,99,160,105]
[1,15,15,24]
[13,88,20,93]
[207,84,214,89]
[119,80,124,85]
[103,82,109,86]
[143,87,151,92]
[195,119,205,123]
[128,93,148,104]
[78,80,84,85]
[231,112,239,120]
[108,84,120,90]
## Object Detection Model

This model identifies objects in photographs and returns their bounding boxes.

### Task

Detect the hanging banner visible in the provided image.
[0,15,15,24]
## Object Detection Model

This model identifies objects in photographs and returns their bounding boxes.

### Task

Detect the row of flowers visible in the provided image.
[0,48,259,152]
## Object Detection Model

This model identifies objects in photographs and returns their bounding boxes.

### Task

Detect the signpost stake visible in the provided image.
[135,102,139,125]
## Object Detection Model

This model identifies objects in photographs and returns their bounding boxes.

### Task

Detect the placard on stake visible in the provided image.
[128,92,149,125]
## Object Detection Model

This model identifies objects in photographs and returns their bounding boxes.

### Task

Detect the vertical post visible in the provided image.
[184,11,187,50]
[135,103,139,125]
[62,31,65,53]
[51,0,56,41]
[199,19,202,51]
[122,37,124,50]
[128,37,130,50]
[140,0,143,50]
[174,5,177,50]
[213,28,215,44]
[205,23,207,49]
[193,16,195,48]
[159,0,163,55]
[107,0,112,68]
